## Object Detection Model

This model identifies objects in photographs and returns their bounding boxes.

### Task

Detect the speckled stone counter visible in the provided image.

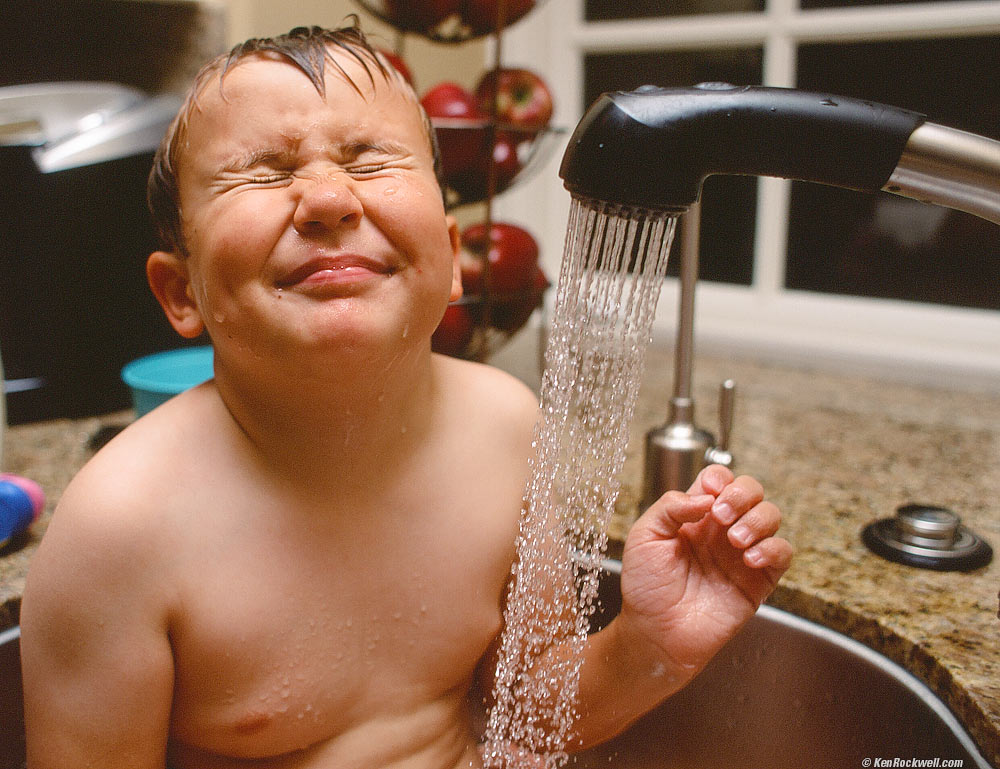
[617,349,1000,768]
[0,413,132,631]
[2,350,998,764]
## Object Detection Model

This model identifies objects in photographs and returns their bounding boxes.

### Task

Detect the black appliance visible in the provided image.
[1,82,189,424]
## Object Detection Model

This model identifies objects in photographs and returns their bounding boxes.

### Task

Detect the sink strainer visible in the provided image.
[862,504,993,571]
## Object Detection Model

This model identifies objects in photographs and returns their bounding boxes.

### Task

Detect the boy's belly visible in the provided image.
[165,582,498,769]
[168,689,486,768]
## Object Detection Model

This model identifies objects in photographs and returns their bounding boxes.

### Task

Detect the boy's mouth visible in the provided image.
[275,255,395,291]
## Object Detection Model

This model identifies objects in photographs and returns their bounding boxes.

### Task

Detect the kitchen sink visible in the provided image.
[573,559,994,769]
[0,626,24,769]
[0,565,992,769]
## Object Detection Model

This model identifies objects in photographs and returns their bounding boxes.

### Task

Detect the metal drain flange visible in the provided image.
[862,504,993,571]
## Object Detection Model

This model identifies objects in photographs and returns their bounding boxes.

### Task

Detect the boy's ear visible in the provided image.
[446,215,463,303]
[146,251,205,339]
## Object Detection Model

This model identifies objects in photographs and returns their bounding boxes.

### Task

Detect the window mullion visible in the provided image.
[790,1,1000,42]
[572,15,771,52]
[753,0,798,297]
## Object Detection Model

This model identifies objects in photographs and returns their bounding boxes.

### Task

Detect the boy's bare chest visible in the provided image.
[164,468,519,763]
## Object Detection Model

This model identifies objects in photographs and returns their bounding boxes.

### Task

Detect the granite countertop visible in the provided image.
[618,349,1000,767]
[1,351,998,763]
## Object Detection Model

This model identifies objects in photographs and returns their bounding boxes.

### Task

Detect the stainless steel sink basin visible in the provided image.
[0,626,24,769]
[0,566,993,769]
[574,559,994,769]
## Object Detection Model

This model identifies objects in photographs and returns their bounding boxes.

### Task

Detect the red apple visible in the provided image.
[491,264,549,332]
[421,81,480,119]
[461,222,539,296]
[475,68,553,129]
[377,48,414,87]
[490,133,522,186]
[383,0,463,31]
[421,83,486,188]
[460,247,486,296]
[445,132,522,200]
[463,0,536,34]
[432,303,475,356]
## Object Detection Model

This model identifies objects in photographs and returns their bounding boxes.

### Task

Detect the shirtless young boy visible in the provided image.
[19,24,793,769]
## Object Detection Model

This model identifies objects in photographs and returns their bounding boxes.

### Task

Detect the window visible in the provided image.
[788,35,999,310]
[494,0,1000,386]
[583,48,762,286]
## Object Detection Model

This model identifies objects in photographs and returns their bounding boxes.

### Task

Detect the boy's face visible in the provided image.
[150,51,461,369]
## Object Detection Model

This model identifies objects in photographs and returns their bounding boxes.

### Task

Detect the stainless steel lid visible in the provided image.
[862,504,992,571]
[0,81,180,172]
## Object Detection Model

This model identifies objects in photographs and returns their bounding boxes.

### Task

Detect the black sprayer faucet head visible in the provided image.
[559,83,927,212]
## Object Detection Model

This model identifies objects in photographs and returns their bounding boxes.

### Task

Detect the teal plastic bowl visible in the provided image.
[121,346,214,416]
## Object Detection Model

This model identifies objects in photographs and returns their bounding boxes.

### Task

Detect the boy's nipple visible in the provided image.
[234,709,273,735]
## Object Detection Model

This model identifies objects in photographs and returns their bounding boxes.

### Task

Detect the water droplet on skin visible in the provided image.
[384,187,397,196]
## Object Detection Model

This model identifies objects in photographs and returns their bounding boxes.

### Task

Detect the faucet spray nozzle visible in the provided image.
[559,83,1000,225]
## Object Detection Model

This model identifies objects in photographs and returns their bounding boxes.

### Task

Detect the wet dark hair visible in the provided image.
[147,21,442,255]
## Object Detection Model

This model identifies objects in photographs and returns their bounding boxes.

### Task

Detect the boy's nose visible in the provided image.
[292,174,364,234]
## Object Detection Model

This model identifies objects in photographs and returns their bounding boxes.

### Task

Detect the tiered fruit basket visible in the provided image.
[355,1,540,43]
[354,0,557,361]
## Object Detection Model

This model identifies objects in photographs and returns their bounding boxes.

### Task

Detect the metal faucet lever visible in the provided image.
[641,202,735,508]
[707,378,736,467]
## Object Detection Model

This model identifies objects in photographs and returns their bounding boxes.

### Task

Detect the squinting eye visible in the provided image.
[252,174,291,184]
[351,164,386,175]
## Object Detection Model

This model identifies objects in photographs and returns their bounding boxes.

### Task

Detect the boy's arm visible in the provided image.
[569,465,793,750]
[19,476,175,769]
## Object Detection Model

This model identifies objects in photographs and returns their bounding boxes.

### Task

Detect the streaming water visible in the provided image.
[482,196,677,768]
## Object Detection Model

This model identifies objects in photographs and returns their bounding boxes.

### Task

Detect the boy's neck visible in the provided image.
[211,341,439,488]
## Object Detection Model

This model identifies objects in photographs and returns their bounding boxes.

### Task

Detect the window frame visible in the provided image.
[492,0,1000,389]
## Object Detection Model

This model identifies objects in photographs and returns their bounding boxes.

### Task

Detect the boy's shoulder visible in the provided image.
[434,353,540,426]
[48,384,223,543]
[435,351,536,395]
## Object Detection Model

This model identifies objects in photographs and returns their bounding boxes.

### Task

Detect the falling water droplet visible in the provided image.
[483,196,676,768]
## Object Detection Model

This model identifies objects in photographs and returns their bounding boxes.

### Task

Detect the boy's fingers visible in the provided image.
[687,464,735,497]
[710,475,764,525]
[743,536,794,572]
[643,491,716,538]
[727,501,781,548]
